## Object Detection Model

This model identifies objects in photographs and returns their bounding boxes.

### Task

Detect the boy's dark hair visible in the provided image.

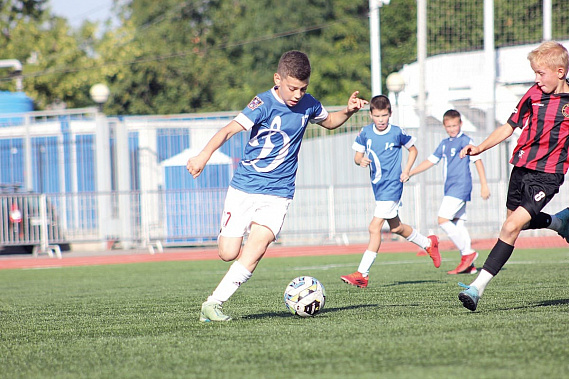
[369,95,391,113]
[277,51,311,81]
[443,109,461,120]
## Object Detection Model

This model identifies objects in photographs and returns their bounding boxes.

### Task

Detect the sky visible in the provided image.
[47,0,115,29]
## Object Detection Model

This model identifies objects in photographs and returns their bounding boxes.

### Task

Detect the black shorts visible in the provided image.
[506,166,565,218]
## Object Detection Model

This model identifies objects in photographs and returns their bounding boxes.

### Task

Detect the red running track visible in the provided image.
[0,236,566,271]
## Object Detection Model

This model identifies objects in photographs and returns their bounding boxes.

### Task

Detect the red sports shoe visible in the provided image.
[340,271,369,288]
[447,252,479,274]
[426,235,441,268]
[448,264,478,275]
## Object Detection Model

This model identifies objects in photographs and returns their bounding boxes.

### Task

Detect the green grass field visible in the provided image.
[1,248,568,379]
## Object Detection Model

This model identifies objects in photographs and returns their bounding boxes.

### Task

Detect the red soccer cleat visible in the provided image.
[447,252,479,274]
[426,235,441,268]
[340,271,369,288]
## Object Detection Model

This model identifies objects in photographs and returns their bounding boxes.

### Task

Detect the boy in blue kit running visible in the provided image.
[409,109,490,275]
[187,50,368,321]
[340,95,440,289]
[457,41,569,311]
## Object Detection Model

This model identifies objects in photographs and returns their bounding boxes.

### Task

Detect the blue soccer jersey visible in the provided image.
[427,132,480,201]
[353,123,416,201]
[229,87,329,198]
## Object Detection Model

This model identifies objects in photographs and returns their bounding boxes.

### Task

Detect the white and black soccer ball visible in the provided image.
[283,276,326,317]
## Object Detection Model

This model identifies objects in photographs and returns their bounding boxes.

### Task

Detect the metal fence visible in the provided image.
[1,50,569,252]
[0,114,567,254]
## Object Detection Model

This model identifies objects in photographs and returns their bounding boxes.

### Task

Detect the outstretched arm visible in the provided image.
[460,122,515,158]
[319,91,368,130]
[474,159,491,199]
[409,159,435,178]
[186,120,243,178]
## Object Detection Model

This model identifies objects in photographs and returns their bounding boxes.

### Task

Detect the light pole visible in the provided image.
[369,0,390,96]
[90,83,110,112]
[386,72,405,125]
[90,83,112,248]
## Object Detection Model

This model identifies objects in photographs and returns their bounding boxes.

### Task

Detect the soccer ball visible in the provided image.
[283,276,326,317]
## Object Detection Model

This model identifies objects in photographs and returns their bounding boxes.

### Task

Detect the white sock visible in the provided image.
[455,219,474,255]
[440,221,467,254]
[357,250,377,277]
[207,261,252,304]
[470,269,494,297]
[406,228,430,250]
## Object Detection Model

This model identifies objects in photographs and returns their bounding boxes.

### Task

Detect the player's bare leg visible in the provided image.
[341,217,385,288]
[201,224,274,321]
[459,208,530,311]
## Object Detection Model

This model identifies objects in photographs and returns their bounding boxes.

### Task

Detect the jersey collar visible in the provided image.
[449,131,463,141]
[271,86,285,105]
[372,123,392,135]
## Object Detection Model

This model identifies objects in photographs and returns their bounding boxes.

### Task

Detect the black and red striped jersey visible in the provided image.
[507,83,569,174]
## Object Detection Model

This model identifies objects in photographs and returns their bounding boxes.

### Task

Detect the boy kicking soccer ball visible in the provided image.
[187,50,367,321]
[457,41,569,311]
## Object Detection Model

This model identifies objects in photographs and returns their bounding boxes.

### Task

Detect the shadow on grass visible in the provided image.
[381,280,443,287]
[493,298,569,311]
[534,298,569,307]
[242,303,418,320]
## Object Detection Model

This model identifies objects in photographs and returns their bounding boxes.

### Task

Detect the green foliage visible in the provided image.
[0,0,568,114]
[0,248,568,378]
[0,3,105,110]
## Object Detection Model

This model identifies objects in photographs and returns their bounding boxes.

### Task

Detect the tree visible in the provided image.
[0,0,106,110]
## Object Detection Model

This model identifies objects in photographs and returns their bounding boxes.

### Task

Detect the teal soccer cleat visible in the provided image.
[554,208,569,243]
[199,301,232,322]
[458,282,480,311]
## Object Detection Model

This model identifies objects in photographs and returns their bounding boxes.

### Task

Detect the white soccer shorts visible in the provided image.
[373,200,401,219]
[219,186,292,240]
[438,196,467,221]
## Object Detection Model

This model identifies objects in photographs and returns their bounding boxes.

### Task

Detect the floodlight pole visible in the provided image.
[90,84,112,248]
[543,0,552,41]
[369,0,390,96]
[484,0,495,133]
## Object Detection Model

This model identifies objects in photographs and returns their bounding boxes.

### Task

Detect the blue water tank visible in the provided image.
[0,91,33,126]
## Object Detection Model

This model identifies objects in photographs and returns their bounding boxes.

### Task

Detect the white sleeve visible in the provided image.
[428,154,440,164]
[234,113,255,131]
[310,107,329,124]
[404,136,417,149]
[352,141,365,153]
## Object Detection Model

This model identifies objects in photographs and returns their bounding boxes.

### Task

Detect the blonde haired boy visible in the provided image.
[458,41,569,311]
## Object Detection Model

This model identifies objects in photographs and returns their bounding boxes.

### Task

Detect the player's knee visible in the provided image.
[217,244,240,262]
[501,218,522,238]
[368,224,381,236]
[218,248,238,262]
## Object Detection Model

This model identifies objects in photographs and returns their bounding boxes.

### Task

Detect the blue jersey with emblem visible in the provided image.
[353,123,416,201]
[230,87,328,198]
[427,132,480,201]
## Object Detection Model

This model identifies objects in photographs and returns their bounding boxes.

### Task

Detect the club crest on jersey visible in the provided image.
[247,96,264,111]
[563,104,569,118]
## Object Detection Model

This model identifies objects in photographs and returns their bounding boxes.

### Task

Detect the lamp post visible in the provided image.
[369,0,390,96]
[90,83,112,247]
[90,83,110,112]
[386,72,405,125]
